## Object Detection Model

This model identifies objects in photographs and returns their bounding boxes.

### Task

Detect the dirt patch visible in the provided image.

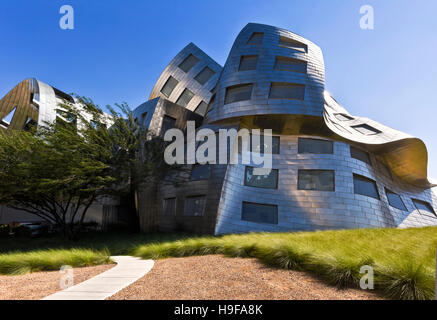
[0,264,114,300]
[109,255,382,300]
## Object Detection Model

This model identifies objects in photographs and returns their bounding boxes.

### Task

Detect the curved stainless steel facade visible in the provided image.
[140,23,437,235]
[149,42,222,114]
[204,23,325,123]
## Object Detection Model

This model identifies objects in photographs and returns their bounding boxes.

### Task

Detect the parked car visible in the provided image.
[14,221,54,237]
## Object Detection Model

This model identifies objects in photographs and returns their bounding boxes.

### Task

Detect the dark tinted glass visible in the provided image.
[242,202,278,224]
[161,76,178,98]
[385,189,407,211]
[163,198,176,216]
[352,124,381,135]
[350,146,372,165]
[274,57,307,73]
[245,167,278,189]
[298,138,333,154]
[334,113,354,121]
[269,83,305,100]
[353,174,380,199]
[178,54,199,73]
[194,67,215,85]
[250,135,280,154]
[247,32,263,45]
[191,165,211,180]
[278,36,307,53]
[412,199,436,215]
[194,101,208,116]
[239,55,258,71]
[183,196,206,216]
[225,84,253,104]
[176,88,195,107]
[298,170,335,191]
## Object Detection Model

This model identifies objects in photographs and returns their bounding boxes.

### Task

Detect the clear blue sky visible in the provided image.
[1,0,436,178]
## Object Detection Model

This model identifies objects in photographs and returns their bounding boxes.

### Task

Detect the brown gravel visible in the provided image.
[0,264,114,300]
[109,255,382,300]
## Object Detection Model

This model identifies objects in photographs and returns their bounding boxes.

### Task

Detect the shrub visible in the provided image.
[0,225,10,238]
[14,225,32,238]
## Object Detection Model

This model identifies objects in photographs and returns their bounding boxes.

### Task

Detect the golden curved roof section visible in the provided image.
[0,78,39,131]
[323,91,436,188]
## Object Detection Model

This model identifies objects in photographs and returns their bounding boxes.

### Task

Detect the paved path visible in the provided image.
[42,256,154,300]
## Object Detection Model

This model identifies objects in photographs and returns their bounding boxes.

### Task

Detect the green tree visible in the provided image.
[0,97,179,239]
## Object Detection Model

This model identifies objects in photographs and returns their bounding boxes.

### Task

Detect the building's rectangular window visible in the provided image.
[412,199,436,216]
[298,138,333,154]
[194,101,208,116]
[244,166,278,189]
[278,36,307,53]
[239,55,258,71]
[191,164,211,181]
[353,174,380,199]
[161,115,176,136]
[141,112,148,125]
[334,113,354,121]
[178,54,199,73]
[194,67,215,85]
[352,124,381,135]
[247,32,263,45]
[250,135,280,154]
[176,88,195,108]
[161,76,179,98]
[274,57,307,73]
[225,84,253,104]
[298,170,335,191]
[269,82,305,100]
[183,196,206,216]
[163,198,176,216]
[242,202,278,224]
[350,146,372,166]
[385,189,407,211]
[1,106,17,127]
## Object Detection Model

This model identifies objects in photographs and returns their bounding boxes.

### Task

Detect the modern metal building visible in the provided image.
[0,78,116,225]
[2,23,436,234]
[133,23,437,234]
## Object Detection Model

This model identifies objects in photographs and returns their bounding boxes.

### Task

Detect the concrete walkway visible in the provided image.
[42,256,154,300]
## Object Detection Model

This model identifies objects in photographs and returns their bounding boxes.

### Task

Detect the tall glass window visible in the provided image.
[161,76,178,98]
[163,198,176,216]
[176,88,195,108]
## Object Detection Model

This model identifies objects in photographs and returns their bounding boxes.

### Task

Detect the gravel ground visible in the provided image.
[109,255,382,300]
[0,264,114,300]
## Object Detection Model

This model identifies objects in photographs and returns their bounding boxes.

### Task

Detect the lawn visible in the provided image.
[1,227,436,300]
